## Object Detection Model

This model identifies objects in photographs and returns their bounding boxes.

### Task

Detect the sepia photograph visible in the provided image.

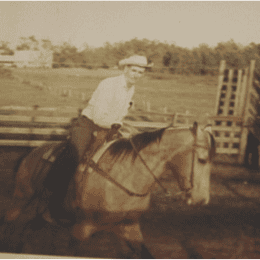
[0,1,260,258]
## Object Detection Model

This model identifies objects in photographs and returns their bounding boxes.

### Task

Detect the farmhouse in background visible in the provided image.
[15,50,53,68]
[0,50,53,68]
[0,51,15,67]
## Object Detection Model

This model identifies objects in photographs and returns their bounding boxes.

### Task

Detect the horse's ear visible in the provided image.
[204,124,212,134]
[191,121,198,136]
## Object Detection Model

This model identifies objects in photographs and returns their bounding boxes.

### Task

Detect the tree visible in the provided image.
[16,36,39,51]
[214,39,243,68]
[53,42,81,67]
[41,39,53,51]
[0,41,14,55]
[162,51,172,67]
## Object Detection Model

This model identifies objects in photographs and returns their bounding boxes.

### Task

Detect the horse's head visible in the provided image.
[165,122,215,206]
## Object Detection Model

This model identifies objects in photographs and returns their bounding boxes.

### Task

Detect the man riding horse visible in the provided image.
[70,55,153,164]
[1,55,216,257]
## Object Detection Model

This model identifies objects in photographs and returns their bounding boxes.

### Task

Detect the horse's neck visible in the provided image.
[96,129,193,195]
[134,129,192,181]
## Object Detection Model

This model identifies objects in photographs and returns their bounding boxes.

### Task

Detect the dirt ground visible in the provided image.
[0,147,260,259]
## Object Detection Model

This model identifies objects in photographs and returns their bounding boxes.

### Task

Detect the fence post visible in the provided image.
[81,93,86,101]
[62,89,67,97]
[132,102,135,110]
[147,101,151,119]
[214,60,226,115]
[78,108,82,118]
[32,104,39,123]
[205,113,211,125]
[234,69,243,116]
[238,60,256,164]
[173,112,178,126]
[147,101,151,112]
[163,107,168,121]
[29,104,39,146]
[142,100,146,111]
[185,110,190,125]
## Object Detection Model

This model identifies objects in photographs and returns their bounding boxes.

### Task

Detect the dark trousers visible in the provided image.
[70,116,103,162]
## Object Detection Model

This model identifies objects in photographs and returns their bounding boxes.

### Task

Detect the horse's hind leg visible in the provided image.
[0,198,40,253]
[0,205,24,253]
[0,219,26,253]
[114,221,154,259]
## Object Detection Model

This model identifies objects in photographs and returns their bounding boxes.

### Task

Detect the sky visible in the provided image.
[1,1,260,50]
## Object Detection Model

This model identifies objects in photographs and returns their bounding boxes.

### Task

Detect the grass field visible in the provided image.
[0,67,218,125]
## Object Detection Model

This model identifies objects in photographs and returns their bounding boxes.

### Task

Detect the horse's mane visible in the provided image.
[109,126,216,162]
[109,128,166,160]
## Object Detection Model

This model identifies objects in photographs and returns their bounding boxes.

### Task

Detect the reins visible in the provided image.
[88,127,210,198]
[129,138,169,195]
[88,160,150,197]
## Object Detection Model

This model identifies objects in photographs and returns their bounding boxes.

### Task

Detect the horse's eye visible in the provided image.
[198,158,207,164]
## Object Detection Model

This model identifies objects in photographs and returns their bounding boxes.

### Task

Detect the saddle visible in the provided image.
[40,130,120,227]
[36,141,78,226]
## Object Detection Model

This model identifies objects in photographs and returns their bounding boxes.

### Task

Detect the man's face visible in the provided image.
[124,65,145,86]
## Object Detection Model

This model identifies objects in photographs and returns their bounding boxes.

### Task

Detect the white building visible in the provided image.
[15,50,53,68]
[0,50,53,68]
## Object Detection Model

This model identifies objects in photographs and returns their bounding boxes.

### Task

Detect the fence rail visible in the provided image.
[0,103,250,155]
[0,109,256,162]
[0,104,198,147]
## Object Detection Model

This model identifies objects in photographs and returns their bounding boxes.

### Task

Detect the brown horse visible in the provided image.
[1,122,215,258]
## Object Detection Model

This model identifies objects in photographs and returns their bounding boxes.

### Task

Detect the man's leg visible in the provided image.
[70,116,94,162]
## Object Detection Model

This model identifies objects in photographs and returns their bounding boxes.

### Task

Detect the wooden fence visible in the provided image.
[0,105,197,147]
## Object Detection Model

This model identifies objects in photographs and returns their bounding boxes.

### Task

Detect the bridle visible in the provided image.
[182,131,210,198]
[129,127,210,198]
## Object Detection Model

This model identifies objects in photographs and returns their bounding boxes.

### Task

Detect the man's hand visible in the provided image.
[106,124,121,141]
[111,124,121,131]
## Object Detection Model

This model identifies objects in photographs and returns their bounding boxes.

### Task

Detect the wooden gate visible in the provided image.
[212,60,260,164]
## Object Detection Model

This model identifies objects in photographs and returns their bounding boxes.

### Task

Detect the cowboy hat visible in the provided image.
[119,55,154,68]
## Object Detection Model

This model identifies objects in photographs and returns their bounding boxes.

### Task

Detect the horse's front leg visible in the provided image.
[114,221,154,259]
[70,221,98,256]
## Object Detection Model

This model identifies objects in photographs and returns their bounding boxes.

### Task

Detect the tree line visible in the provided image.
[0,36,260,75]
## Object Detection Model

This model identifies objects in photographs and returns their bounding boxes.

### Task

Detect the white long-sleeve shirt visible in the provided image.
[81,74,135,129]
